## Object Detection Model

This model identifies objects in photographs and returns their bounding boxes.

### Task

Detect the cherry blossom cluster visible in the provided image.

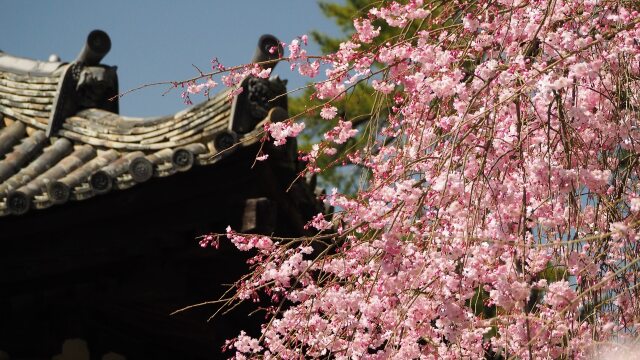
[196,0,640,358]
[178,62,272,105]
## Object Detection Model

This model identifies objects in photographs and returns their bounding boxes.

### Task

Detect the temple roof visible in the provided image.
[0,31,288,216]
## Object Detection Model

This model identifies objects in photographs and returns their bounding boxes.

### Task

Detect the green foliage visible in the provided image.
[292,0,471,192]
[291,0,383,193]
[467,286,496,319]
[539,263,570,283]
[291,84,376,193]
[312,0,386,54]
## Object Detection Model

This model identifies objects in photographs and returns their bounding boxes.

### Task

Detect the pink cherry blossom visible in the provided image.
[323,120,358,144]
[306,213,332,231]
[187,83,203,94]
[255,154,269,161]
[353,18,380,44]
[319,105,338,120]
[265,121,305,146]
[188,1,640,358]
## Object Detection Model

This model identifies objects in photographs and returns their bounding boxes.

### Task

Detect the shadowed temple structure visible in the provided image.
[0,31,324,359]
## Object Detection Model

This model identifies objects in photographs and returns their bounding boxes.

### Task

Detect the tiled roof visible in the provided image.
[0,34,287,216]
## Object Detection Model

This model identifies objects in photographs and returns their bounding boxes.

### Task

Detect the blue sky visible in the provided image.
[1,0,342,116]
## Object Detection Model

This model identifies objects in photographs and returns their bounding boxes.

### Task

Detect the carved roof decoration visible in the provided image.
[0,30,288,216]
